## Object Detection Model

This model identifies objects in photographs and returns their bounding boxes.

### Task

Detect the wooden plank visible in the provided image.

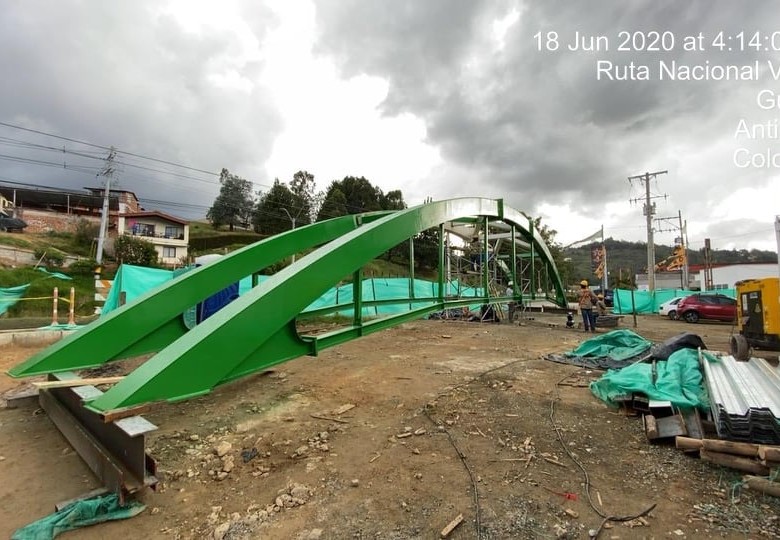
[310,414,349,424]
[100,404,151,423]
[676,437,763,457]
[332,403,356,415]
[675,436,703,451]
[681,408,704,439]
[33,377,124,389]
[440,513,464,538]
[743,475,780,497]
[758,445,780,462]
[700,450,769,476]
[703,439,760,457]
[643,414,658,439]
[656,415,687,439]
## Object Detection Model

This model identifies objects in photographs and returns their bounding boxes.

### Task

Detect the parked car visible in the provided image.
[0,216,27,232]
[676,293,737,323]
[658,296,686,320]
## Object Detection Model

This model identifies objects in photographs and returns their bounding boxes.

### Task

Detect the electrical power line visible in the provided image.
[0,121,390,222]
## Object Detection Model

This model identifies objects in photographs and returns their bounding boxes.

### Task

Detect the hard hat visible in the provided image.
[580,280,588,286]
[508,281,513,286]
[598,294,604,299]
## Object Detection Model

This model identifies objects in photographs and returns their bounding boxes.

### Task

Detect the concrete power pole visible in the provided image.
[679,210,689,289]
[95,147,116,264]
[628,170,667,291]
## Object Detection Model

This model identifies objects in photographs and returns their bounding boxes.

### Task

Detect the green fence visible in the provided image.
[612,288,736,315]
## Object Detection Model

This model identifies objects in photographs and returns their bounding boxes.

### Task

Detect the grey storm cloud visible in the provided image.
[0,0,281,217]
[314,0,780,229]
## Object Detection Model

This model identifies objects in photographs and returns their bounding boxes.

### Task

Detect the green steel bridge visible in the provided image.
[9,198,566,418]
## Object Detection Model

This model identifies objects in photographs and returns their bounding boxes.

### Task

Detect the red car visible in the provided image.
[676,293,737,323]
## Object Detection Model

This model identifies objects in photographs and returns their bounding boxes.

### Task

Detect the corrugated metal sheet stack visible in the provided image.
[702,354,780,444]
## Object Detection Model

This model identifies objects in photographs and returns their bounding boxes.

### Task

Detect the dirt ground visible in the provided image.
[1,314,779,539]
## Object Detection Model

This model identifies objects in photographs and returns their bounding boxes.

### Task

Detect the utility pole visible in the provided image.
[95,146,116,265]
[628,170,667,291]
[680,211,689,289]
[703,238,714,291]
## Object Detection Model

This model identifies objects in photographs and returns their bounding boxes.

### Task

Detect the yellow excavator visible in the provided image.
[731,276,780,361]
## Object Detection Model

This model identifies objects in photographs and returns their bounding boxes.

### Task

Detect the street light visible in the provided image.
[281,207,302,263]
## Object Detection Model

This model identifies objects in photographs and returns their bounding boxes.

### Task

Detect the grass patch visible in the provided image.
[0,267,97,317]
[0,233,32,249]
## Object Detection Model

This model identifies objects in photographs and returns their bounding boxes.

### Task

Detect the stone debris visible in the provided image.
[209,483,313,539]
[292,432,331,458]
[215,441,232,458]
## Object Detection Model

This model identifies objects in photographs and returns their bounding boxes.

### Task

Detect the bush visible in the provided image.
[68,258,99,276]
[114,235,159,267]
[74,219,100,249]
[33,247,65,268]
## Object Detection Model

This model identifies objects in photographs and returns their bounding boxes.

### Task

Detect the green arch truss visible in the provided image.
[9,198,565,415]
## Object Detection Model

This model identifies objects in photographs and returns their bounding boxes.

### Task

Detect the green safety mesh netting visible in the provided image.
[589,348,714,411]
[611,288,735,315]
[0,284,29,316]
[35,268,72,281]
[101,264,486,317]
[11,493,145,540]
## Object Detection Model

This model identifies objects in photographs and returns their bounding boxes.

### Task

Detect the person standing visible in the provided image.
[578,280,598,332]
[505,281,516,322]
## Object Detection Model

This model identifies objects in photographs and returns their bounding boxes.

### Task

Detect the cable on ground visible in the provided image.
[549,371,657,538]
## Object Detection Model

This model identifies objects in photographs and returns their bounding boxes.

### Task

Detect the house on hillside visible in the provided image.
[116,211,189,267]
[0,185,121,233]
[84,188,142,214]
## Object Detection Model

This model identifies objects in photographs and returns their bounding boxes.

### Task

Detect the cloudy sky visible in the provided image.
[1,0,778,252]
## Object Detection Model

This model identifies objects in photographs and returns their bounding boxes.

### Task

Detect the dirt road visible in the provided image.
[1,315,778,539]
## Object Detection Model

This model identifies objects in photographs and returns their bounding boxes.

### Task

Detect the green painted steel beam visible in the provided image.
[10,198,565,415]
[9,213,390,377]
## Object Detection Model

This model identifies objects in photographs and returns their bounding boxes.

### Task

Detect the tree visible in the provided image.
[340,176,383,213]
[317,185,348,221]
[316,176,405,221]
[381,189,406,210]
[289,170,317,225]
[413,228,440,270]
[207,168,254,231]
[253,179,298,235]
[114,235,158,267]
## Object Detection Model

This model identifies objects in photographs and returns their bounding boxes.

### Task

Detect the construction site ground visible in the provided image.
[1,314,779,539]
